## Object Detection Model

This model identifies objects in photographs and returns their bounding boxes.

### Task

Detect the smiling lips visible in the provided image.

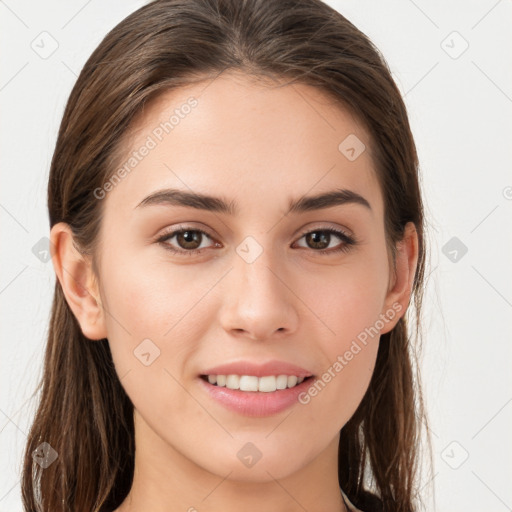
[201,360,314,379]
[198,359,315,417]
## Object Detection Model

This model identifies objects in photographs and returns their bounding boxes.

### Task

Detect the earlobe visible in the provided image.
[49,222,108,341]
[380,222,419,335]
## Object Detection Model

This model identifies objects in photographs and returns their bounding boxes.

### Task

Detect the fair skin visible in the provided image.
[50,71,418,512]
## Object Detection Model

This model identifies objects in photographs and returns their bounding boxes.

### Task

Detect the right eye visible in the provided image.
[293,227,357,255]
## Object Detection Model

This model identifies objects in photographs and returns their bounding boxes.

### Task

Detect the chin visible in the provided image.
[199,443,312,483]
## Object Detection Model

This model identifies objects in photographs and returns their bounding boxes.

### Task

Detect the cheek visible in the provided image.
[295,254,387,423]
[295,304,379,434]
[305,345,379,430]
[101,264,210,424]
[302,253,389,341]
[100,257,208,381]
[104,250,211,336]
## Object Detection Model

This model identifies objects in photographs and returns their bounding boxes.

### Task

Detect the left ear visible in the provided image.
[379,221,419,335]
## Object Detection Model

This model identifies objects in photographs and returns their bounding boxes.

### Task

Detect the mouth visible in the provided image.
[199,374,315,392]
[197,373,316,417]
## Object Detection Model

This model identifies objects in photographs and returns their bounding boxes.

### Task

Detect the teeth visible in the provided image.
[287,375,297,388]
[205,374,308,392]
[276,375,288,389]
[226,375,240,389]
[240,375,258,391]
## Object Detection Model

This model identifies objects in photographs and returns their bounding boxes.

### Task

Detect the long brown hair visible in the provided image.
[22,1,433,510]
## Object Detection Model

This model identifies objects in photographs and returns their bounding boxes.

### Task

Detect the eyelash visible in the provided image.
[156,225,357,257]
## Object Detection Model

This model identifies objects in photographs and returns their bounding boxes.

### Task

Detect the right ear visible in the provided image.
[49,222,108,341]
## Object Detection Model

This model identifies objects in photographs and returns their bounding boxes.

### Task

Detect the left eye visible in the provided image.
[156,226,356,256]
[157,228,218,256]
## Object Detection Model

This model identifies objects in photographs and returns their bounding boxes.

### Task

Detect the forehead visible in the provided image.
[103,71,383,220]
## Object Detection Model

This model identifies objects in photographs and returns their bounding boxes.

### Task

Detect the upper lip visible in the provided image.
[200,360,314,378]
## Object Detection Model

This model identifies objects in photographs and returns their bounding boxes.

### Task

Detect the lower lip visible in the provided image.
[197,376,315,417]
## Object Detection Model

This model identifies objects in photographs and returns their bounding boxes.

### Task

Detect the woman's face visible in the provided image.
[69,71,409,482]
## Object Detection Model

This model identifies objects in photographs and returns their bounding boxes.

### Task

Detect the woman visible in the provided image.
[21,1,432,511]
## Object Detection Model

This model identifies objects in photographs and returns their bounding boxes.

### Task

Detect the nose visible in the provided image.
[218,243,299,342]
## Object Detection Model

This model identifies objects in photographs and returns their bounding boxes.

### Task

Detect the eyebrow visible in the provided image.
[135,187,372,215]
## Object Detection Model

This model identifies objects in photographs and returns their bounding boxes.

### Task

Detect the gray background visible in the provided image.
[1,1,511,511]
